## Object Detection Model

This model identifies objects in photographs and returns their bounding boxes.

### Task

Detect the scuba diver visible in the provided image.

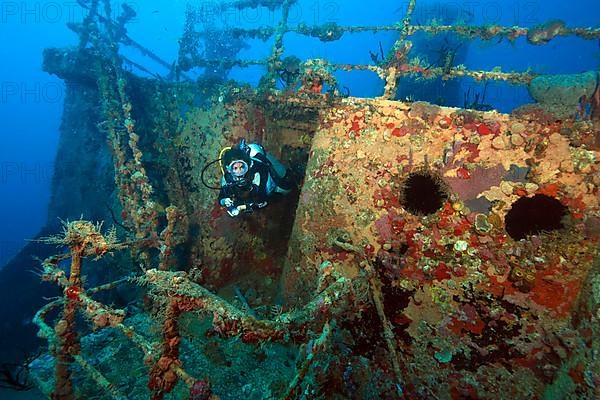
[213,139,294,217]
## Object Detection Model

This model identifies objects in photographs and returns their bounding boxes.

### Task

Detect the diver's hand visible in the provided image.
[226,206,240,217]
[221,197,234,207]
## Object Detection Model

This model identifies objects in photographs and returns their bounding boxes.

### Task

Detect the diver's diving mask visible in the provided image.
[226,159,249,178]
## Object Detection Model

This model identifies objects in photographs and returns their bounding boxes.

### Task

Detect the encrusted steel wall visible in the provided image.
[282,97,599,397]
[166,98,315,289]
[126,88,598,396]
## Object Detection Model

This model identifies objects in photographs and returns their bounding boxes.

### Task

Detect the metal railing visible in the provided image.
[174,0,600,99]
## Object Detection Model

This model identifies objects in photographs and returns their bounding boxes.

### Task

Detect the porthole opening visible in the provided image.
[505,194,567,240]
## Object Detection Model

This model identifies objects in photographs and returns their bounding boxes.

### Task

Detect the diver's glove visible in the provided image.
[221,197,234,207]
[227,203,252,217]
[226,206,241,217]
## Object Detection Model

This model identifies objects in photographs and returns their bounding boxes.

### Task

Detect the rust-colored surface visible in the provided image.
[127,93,599,397]
[280,97,599,396]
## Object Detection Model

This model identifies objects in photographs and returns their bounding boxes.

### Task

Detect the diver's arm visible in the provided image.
[218,177,234,207]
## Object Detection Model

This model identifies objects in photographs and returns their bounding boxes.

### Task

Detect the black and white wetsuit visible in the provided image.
[218,143,293,210]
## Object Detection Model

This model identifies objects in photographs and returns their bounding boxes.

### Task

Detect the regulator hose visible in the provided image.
[200,158,223,190]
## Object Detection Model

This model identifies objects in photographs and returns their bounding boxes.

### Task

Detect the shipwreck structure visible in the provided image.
[25,0,599,399]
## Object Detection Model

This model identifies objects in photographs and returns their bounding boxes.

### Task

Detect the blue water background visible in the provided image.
[0,0,598,269]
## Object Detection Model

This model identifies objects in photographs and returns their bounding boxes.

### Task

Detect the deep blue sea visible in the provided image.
[0,0,598,268]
